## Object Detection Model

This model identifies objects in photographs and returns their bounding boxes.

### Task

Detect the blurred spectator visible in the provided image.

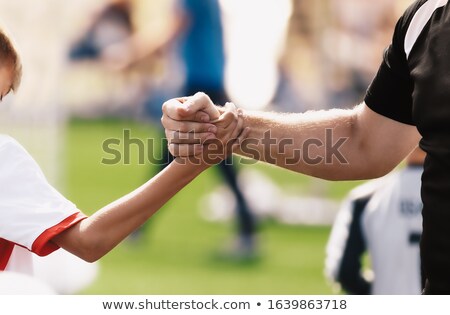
[325,147,425,294]
[69,0,134,62]
[65,0,150,118]
[321,0,397,109]
[144,0,259,258]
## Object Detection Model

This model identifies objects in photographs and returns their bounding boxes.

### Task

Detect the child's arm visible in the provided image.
[52,160,206,262]
[52,103,247,263]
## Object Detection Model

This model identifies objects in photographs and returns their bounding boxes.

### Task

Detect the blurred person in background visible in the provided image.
[69,0,133,62]
[81,0,259,258]
[66,0,150,117]
[325,147,425,294]
[165,0,258,258]
[322,0,397,109]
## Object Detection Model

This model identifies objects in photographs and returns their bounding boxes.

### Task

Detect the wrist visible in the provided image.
[172,156,211,175]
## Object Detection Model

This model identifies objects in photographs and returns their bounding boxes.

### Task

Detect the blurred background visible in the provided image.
[0,0,413,294]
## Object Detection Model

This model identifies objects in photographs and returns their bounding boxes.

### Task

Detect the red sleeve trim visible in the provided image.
[31,212,87,257]
[0,239,15,271]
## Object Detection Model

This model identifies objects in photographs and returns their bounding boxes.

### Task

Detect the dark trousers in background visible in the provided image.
[160,85,257,242]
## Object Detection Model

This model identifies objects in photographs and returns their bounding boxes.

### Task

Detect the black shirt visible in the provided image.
[364,0,450,294]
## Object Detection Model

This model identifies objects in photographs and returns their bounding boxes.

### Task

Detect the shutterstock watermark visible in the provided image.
[102,129,167,165]
[101,129,349,166]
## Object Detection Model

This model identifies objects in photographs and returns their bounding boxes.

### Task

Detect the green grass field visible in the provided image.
[62,118,364,295]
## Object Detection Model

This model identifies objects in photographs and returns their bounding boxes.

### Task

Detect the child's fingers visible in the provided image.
[229,114,244,141]
[239,127,251,142]
[211,102,237,124]
[214,110,238,130]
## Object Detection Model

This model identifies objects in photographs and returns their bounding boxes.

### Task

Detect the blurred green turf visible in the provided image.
[62,118,364,295]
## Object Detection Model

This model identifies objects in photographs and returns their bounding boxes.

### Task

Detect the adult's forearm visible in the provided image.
[233,105,398,180]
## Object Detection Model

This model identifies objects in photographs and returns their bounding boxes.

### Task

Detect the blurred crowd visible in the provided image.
[61,0,413,117]
[0,0,414,131]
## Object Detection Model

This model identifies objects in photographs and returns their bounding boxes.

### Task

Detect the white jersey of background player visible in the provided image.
[325,147,425,295]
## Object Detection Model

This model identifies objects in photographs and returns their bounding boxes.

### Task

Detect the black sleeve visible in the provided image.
[337,196,371,295]
[364,0,427,126]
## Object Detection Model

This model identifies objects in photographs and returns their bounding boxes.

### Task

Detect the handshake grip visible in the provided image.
[161,92,249,161]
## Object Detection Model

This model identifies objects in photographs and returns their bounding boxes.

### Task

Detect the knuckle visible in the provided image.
[196,91,206,99]
[161,101,168,112]
[176,106,187,118]
[162,99,175,113]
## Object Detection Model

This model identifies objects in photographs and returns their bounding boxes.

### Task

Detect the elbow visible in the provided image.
[352,147,398,180]
[75,242,104,263]
[79,250,102,264]
[71,233,108,263]
[350,125,398,180]
[52,221,110,263]
[367,164,396,179]
[349,161,395,181]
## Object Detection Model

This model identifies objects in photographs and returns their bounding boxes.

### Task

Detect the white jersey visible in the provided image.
[0,135,86,275]
[325,166,423,294]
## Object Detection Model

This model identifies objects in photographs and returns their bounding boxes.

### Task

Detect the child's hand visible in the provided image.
[162,92,220,157]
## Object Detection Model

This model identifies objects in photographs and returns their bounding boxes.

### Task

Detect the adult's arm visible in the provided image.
[234,103,420,180]
[162,94,420,181]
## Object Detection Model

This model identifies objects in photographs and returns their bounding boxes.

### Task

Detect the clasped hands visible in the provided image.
[161,92,249,164]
